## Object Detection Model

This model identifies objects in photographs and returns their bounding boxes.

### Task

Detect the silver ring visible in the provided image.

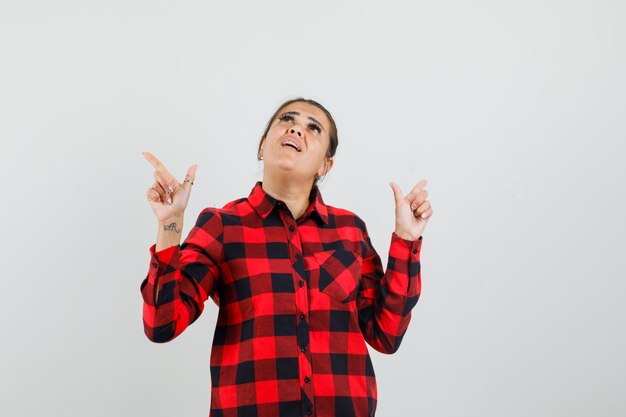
[183,179,194,186]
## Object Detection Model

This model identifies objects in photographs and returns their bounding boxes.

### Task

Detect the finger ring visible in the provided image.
[184,179,194,186]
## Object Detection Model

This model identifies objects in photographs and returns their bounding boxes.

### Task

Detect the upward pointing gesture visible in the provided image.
[390,179,433,241]
[143,151,198,224]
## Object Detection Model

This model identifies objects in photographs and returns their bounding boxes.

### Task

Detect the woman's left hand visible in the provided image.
[390,179,433,241]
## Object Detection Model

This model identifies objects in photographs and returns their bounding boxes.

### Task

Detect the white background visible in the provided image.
[1,1,625,416]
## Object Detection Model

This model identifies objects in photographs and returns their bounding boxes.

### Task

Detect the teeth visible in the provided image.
[282,140,300,151]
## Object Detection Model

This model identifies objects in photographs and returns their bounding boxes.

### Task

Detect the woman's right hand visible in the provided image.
[143,151,198,224]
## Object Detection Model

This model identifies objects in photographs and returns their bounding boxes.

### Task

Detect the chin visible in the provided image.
[268,158,298,170]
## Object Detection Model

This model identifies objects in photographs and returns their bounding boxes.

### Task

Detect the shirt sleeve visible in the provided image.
[356,224,423,354]
[139,208,224,343]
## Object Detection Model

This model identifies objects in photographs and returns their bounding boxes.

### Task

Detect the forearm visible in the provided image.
[141,243,204,343]
[156,216,184,251]
[394,228,420,241]
[358,233,423,354]
[141,208,224,343]
[153,216,184,304]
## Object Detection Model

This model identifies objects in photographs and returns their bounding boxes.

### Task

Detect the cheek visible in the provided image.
[269,126,287,142]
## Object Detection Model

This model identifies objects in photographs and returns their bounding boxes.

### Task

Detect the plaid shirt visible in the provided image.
[140,181,423,417]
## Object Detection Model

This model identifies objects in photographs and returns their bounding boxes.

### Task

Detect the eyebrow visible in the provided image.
[280,111,326,133]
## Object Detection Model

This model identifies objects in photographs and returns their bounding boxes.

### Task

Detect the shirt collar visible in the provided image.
[247,181,329,225]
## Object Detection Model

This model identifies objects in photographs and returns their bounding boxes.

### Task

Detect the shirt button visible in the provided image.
[298,281,305,287]
[304,377,310,383]
[152,262,157,268]
[301,346,306,353]
[295,252,301,259]
[300,313,305,320]
[413,249,418,254]
[307,410,312,415]
[289,225,295,232]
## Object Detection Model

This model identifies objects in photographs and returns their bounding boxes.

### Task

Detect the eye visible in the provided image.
[278,114,322,134]
[309,123,322,133]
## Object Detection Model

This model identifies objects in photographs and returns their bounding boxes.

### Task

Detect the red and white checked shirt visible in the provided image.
[140,181,423,417]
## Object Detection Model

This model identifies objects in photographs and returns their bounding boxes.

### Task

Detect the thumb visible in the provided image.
[389,181,404,207]
[183,163,198,187]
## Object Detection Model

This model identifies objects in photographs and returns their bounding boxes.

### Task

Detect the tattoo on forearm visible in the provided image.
[163,222,181,233]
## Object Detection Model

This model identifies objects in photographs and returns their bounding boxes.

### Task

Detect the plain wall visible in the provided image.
[1,1,624,416]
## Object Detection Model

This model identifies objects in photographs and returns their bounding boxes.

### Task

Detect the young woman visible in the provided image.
[141,97,433,417]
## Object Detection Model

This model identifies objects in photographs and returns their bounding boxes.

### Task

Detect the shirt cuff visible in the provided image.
[391,232,423,260]
[389,232,423,295]
[148,243,180,279]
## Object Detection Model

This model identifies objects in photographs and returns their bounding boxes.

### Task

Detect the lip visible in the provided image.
[280,135,304,152]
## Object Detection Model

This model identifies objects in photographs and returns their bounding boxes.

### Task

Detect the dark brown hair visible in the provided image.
[257,97,339,185]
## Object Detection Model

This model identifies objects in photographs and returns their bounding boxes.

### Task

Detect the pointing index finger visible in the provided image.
[406,179,428,200]
[143,151,173,176]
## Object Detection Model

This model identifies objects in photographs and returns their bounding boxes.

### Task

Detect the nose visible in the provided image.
[289,126,303,137]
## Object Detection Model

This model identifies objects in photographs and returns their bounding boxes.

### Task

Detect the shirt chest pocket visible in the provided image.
[312,249,362,304]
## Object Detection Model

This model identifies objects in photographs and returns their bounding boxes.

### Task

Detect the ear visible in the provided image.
[317,157,334,177]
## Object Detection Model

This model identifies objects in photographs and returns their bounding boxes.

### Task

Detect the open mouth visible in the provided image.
[281,139,302,152]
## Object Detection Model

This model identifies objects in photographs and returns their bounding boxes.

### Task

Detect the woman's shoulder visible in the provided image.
[324,204,368,232]
[194,194,263,228]
[325,203,357,218]
[192,199,243,221]
[195,195,247,213]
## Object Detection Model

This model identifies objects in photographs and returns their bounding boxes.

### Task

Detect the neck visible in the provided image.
[261,174,315,220]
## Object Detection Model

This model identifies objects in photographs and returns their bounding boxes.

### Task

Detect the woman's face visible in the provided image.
[260,102,333,184]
